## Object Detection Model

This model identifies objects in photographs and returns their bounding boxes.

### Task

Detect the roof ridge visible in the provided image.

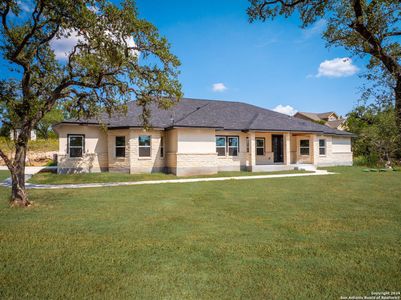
[173,102,211,124]
[247,113,261,128]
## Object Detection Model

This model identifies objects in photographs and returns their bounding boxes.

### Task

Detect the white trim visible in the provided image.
[138,135,151,157]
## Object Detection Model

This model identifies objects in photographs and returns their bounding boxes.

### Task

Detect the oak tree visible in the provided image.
[0,0,182,206]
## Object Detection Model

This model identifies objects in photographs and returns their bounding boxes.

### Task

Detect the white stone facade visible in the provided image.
[55,125,353,175]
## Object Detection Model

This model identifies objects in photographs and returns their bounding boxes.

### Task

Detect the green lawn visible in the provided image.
[0,167,400,299]
[29,169,308,185]
[0,170,10,181]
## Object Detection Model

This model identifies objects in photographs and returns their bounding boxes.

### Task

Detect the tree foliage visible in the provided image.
[0,0,182,206]
[35,108,64,139]
[247,0,401,141]
[346,104,399,166]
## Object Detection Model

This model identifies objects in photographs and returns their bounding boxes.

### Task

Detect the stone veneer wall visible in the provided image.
[107,129,130,173]
[56,125,109,173]
[174,153,217,176]
[58,153,108,173]
[216,131,251,171]
[129,129,165,174]
[314,135,353,166]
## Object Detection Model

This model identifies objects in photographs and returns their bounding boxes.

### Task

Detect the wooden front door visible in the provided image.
[272,135,284,163]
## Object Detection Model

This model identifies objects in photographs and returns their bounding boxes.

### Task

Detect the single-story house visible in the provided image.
[294,111,347,131]
[53,98,354,176]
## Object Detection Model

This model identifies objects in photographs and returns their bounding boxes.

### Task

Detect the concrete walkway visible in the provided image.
[0,166,57,174]
[0,169,334,190]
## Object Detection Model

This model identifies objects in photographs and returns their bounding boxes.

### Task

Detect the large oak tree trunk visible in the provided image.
[9,131,30,207]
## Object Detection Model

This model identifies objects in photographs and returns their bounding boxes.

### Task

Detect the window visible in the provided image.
[139,135,151,157]
[68,134,84,158]
[216,136,239,156]
[160,136,164,158]
[228,137,239,156]
[319,139,326,155]
[300,139,310,155]
[115,136,126,158]
[246,137,250,153]
[256,138,265,156]
[216,136,226,156]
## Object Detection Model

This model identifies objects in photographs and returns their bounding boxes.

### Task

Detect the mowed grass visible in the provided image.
[0,170,10,181]
[29,169,308,185]
[0,167,400,299]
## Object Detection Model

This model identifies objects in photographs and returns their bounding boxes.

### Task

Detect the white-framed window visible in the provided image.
[160,136,164,158]
[228,136,239,156]
[216,136,226,156]
[216,136,239,156]
[139,135,151,157]
[115,136,126,158]
[246,137,249,153]
[256,138,265,156]
[68,134,84,158]
[300,139,310,155]
[319,139,326,156]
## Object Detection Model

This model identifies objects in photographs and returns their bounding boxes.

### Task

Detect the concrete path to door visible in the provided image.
[0,169,335,190]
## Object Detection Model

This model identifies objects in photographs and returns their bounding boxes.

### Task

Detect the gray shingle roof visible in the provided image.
[60,98,353,136]
[326,119,346,129]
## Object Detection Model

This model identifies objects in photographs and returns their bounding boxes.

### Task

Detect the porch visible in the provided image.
[247,131,319,172]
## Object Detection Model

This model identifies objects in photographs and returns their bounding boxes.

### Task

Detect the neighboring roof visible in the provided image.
[317,112,337,119]
[294,112,321,122]
[58,98,353,136]
[326,119,346,129]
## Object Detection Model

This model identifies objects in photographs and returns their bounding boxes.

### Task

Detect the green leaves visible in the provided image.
[0,0,182,129]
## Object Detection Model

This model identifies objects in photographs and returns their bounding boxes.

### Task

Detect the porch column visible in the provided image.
[312,134,319,165]
[284,132,291,165]
[249,132,256,171]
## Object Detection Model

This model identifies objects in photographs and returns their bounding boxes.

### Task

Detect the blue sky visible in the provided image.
[135,0,365,116]
[1,0,366,117]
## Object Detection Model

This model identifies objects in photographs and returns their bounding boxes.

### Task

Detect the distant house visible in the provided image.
[294,111,347,131]
[54,98,354,176]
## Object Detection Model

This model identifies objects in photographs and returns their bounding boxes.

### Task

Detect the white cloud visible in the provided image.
[50,29,138,60]
[17,1,33,13]
[303,19,327,39]
[273,104,297,116]
[50,30,82,60]
[212,83,227,92]
[316,57,359,78]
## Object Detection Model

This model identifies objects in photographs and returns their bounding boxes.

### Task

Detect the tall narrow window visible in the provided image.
[319,139,326,155]
[160,136,164,158]
[115,136,126,158]
[228,137,239,156]
[300,139,310,155]
[256,138,265,156]
[216,136,226,156]
[68,134,84,158]
[139,135,151,157]
[246,137,249,153]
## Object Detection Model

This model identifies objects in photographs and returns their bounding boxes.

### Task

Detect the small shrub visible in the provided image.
[353,154,381,168]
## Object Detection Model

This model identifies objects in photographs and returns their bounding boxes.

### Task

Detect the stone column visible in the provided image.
[285,132,291,165]
[312,134,319,166]
[249,132,256,171]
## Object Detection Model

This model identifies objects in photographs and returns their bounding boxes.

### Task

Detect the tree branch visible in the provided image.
[0,148,13,171]
[350,0,401,76]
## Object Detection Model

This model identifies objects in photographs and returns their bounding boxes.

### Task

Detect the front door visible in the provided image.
[272,135,284,163]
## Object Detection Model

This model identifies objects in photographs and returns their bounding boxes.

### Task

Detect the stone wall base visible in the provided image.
[130,166,166,174]
[169,166,218,176]
[58,167,108,174]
